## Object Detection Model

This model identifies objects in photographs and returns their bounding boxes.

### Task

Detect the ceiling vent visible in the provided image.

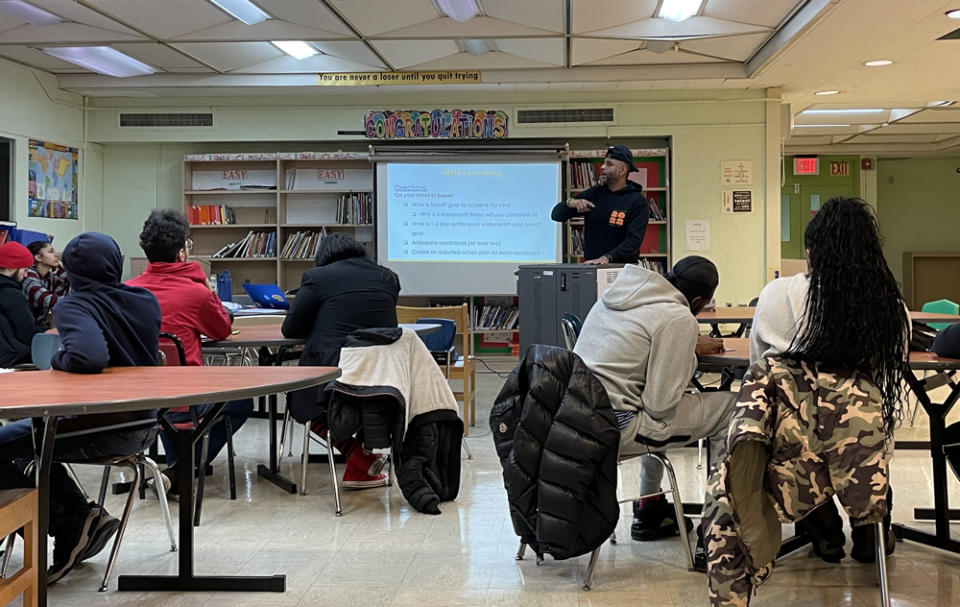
[516,108,614,124]
[119,113,213,127]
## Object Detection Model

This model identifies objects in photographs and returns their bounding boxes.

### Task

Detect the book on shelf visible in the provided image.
[336,192,373,225]
[281,228,327,260]
[639,258,668,275]
[211,230,276,258]
[189,204,236,225]
[647,195,666,221]
[570,225,584,256]
[473,304,519,331]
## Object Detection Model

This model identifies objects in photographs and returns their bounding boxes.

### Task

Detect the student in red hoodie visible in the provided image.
[127,209,252,494]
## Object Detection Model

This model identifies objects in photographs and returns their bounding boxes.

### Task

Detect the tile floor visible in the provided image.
[7,361,960,606]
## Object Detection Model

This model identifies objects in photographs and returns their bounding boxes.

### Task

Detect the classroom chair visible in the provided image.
[560,312,583,351]
[158,332,237,526]
[921,298,960,331]
[0,489,37,607]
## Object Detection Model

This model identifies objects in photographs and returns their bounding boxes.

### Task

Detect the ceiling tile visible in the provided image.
[494,38,564,66]
[112,43,211,72]
[482,0,563,34]
[0,22,145,43]
[582,48,727,66]
[0,45,88,71]
[309,41,385,68]
[332,0,439,37]
[256,0,354,37]
[571,38,638,66]
[371,39,460,70]
[571,0,658,35]
[406,50,563,71]
[703,0,802,29]
[231,53,385,74]
[588,17,770,40]
[171,19,353,42]
[375,16,557,39]
[681,32,772,62]
[170,42,283,72]
[80,0,230,39]
[30,0,146,33]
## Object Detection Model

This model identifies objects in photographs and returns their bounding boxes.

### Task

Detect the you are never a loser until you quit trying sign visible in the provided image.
[317,70,482,86]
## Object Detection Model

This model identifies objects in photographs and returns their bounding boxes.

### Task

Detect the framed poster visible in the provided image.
[28,139,79,220]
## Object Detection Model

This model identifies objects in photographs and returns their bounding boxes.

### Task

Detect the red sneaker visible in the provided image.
[342,451,389,490]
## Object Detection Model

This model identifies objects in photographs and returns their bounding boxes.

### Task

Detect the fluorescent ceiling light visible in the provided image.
[460,39,495,56]
[863,59,893,66]
[271,40,318,60]
[437,0,479,22]
[0,1,61,26]
[814,90,840,95]
[208,0,269,25]
[793,124,851,128]
[947,9,960,19]
[802,108,884,114]
[42,46,155,77]
[658,0,703,23]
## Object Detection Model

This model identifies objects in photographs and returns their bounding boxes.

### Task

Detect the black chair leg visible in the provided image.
[225,417,237,500]
[193,431,211,527]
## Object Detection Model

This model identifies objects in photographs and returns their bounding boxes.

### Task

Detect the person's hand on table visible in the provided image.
[567,197,595,213]
[583,256,610,266]
[696,335,725,356]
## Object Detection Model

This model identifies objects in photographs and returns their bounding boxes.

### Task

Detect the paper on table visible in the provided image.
[685,219,710,251]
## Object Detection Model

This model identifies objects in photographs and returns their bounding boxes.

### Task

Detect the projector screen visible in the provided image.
[376,160,562,295]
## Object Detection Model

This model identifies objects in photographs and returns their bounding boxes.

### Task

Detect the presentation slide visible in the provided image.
[384,162,559,263]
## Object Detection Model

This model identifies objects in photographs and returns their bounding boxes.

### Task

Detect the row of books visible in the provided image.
[648,196,666,221]
[280,229,327,260]
[211,230,276,258]
[473,304,519,331]
[570,226,585,256]
[639,258,668,275]
[337,192,373,225]
[189,205,236,225]
[570,161,601,189]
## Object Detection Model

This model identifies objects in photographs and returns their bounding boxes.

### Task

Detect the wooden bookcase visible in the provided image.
[564,147,671,273]
[183,152,374,296]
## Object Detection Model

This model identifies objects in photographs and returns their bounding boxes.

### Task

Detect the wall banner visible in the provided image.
[319,71,481,86]
[363,109,508,140]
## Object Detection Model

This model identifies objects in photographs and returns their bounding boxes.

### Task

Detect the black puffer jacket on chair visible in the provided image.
[490,344,620,560]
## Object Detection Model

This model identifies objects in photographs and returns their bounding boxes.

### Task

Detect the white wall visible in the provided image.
[0,58,95,247]
[89,89,781,302]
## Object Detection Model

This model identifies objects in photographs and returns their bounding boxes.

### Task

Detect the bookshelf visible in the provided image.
[182,152,375,296]
[564,147,671,273]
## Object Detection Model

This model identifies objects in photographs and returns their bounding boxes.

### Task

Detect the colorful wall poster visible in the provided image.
[363,109,508,139]
[29,139,79,220]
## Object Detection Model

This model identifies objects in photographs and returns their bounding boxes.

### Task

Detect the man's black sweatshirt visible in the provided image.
[551,182,649,263]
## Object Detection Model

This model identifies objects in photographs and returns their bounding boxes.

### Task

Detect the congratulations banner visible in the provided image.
[363,109,508,140]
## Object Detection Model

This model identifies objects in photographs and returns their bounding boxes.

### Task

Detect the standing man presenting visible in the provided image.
[552,145,649,265]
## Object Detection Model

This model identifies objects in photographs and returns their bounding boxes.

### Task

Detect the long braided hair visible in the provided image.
[785,197,908,439]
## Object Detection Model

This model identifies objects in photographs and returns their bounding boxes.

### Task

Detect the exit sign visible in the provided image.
[793,156,819,176]
[830,161,850,176]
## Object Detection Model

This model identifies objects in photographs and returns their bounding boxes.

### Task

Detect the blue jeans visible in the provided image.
[158,399,253,472]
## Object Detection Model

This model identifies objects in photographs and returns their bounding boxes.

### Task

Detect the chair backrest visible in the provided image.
[30,333,62,370]
[416,318,457,353]
[560,312,582,351]
[922,299,960,331]
[396,304,469,361]
[158,332,187,367]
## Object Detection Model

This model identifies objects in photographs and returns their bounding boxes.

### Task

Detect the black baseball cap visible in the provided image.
[605,145,637,173]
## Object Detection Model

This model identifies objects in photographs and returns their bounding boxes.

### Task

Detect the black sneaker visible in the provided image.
[48,507,98,585]
[631,497,694,541]
[795,500,846,563]
[78,507,120,563]
[693,528,707,573]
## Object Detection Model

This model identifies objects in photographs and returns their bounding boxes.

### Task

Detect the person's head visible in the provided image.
[314,233,367,267]
[61,232,124,288]
[666,256,719,315]
[0,242,35,283]
[27,241,59,270]
[139,209,191,263]
[788,196,908,438]
[600,145,636,186]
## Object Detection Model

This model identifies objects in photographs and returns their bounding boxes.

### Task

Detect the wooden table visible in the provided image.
[203,324,439,494]
[2,365,339,603]
[696,308,960,326]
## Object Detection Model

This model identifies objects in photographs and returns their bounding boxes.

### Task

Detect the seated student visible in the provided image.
[22,240,69,330]
[0,232,161,584]
[749,197,901,563]
[705,197,908,605]
[0,242,40,367]
[573,256,733,541]
[932,324,960,482]
[127,209,253,494]
[282,233,400,488]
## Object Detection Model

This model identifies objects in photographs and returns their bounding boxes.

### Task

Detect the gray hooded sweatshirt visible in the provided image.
[573,264,699,441]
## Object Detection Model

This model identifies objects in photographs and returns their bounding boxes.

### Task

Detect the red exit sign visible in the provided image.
[793,156,819,176]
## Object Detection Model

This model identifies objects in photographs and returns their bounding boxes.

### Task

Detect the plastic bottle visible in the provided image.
[217,270,232,302]
[208,273,218,292]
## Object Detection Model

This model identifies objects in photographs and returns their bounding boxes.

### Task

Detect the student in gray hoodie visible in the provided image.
[574,256,734,541]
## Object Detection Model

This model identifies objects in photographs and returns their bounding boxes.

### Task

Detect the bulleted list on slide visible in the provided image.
[385,163,559,262]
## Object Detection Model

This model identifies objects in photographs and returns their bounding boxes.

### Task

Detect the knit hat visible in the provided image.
[0,242,34,269]
[667,255,719,300]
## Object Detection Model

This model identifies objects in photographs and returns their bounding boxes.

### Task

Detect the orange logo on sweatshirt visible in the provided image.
[609,210,625,226]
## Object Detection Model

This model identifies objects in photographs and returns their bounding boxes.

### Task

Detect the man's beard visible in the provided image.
[598,172,608,185]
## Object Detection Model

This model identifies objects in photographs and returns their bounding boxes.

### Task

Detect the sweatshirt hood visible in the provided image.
[600,264,688,311]
[61,232,123,289]
[145,261,209,284]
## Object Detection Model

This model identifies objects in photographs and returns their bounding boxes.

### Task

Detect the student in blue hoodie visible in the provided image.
[0,232,162,584]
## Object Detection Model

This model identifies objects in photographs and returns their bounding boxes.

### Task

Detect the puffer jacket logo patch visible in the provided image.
[498,422,508,433]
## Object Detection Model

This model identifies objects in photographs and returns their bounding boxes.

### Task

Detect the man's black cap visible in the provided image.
[605,145,637,173]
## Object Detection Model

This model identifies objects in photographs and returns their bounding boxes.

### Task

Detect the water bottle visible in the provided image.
[217,269,232,302]
[208,273,217,292]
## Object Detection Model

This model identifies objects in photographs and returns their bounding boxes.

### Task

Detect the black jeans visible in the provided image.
[0,418,157,536]
[157,399,254,473]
